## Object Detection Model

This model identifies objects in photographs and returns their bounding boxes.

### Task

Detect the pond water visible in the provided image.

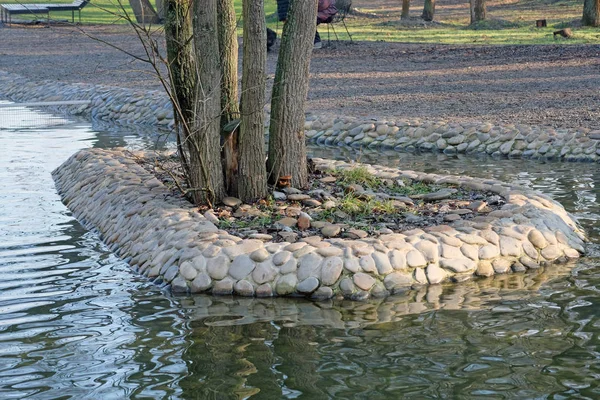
[1,105,600,399]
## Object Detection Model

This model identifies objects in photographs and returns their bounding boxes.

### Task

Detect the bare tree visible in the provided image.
[267,0,318,189]
[470,0,486,24]
[238,0,268,201]
[422,0,435,21]
[401,0,410,20]
[582,0,599,26]
[128,0,160,23]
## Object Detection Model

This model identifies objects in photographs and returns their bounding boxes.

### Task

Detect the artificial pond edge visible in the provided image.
[51,148,586,300]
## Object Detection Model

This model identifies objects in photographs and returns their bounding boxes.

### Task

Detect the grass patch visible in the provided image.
[334,166,381,188]
[389,181,435,196]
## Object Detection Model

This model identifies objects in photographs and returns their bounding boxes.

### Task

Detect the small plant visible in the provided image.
[335,166,381,188]
[389,180,435,196]
[336,194,399,218]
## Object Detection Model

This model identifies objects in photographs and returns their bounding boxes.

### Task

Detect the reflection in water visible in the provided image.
[1,105,600,398]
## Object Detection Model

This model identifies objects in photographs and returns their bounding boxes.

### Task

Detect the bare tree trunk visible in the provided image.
[470,0,486,24]
[217,0,240,196]
[401,0,410,19]
[267,0,317,189]
[422,0,435,21]
[582,0,600,26]
[189,0,226,205]
[128,0,160,24]
[238,0,267,202]
[164,0,195,188]
[155,0,165,21]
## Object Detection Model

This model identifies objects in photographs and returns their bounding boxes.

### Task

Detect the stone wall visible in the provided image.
[52,148,586,300]
[2,70,600,162]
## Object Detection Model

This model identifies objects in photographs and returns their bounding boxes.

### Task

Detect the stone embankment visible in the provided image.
[52,148,586,300]
[2,70,600,162]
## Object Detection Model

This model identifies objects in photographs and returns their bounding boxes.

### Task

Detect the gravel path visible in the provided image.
[0,24,599,129]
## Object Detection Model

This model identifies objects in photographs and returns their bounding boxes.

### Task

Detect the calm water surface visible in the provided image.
[1,105,600,399]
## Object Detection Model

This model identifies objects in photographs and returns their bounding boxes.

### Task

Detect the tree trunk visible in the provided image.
[401,0,410,19]
[217,0,240,196]
[155,0,165,21]
[267,0,317,189]
[470,0,486,24]
[128,0,160,24]
[164,0,196,191]
[238,0,268,202]
[422,0,435,21]
[582,0,600,26]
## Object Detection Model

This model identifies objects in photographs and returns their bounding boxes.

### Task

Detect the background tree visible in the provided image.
[401,0,410,20]
[470,0,486,23]
[267,0,318,189]
[582,0,599,26]
[129,0,161,23]
[422,0,435,21]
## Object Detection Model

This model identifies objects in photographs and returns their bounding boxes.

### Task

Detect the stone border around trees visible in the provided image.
[2,70,600,162]
[52,148,586,300]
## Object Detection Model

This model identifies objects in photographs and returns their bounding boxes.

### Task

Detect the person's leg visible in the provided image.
[314,30,322,48]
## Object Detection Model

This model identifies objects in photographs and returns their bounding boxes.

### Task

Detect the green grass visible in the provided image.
[6,0,599,45]
[334,166,381,188]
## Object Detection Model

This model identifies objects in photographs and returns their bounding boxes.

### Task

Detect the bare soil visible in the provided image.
[0,23,599,129]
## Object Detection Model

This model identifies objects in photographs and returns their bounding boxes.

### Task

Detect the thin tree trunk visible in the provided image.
[401,0,410,19]
[190,0,225,205]
[164,0,195,190]
[238,0,268,202]
[470,0,486,24]
[582,0,600,26]
[217,0,240,196]
[128,0,160,24]
[422,0,435,21]
[267,0,317,189]
[155,0,165,21]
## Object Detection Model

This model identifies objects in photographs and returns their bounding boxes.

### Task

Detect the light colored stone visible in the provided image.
[190,272,212,292]
[476,261,494,277]
[250,248,270,262]
[252,261,277,284]
[359,255,377,273]
[339,277,356,296]
[234,280,255,296]
[297,277,320,293]
[256,283,273,297]
[223,240,263,260]
[179,261,198,280]
[321,257,344,285]
[212,278,234,295]
[353,272,376,291]
[276,273,298,295]
[389,250,408,270]
[541,245,561,260]
[528,229,548,249]
[426,264,447,284]
[311,286,334,300]
[229,255,256,280]
[322,225,341,238]
[460,244,478,261]
[317,247,344,257]
[492,259,512,274]
[522,241,538,259]
[499,236,522,257]
[440,258,477,273]
[297,253,323,281]
[372,251,393,275]
[407,250,427,268]
[414,267,428,284]
[384,272,413,291]
[479,245,500,260]
[272,251,292,266]
[414,240,439,262]
[207,255,230,280]
[441,243,463,259]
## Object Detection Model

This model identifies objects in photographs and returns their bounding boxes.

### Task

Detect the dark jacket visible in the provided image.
[277,0,338,23]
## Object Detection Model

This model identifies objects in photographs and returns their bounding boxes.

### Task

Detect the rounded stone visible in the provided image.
[528,229,548,249]
[192,255,207,272]
[273,251,292,266]
[426,264,447,284]
[476,260,494,277]
[322,225,341,238]
[191,272,212,292]
[179,261,199,280]
[407,250,427,268]
[389,250,408,270]
[317,246,344,257]
[252,261,277,284]
[256,283,274,297]
[297,253,323,281]
[414,267,428,284]
[440,258,477,273]
[460,244,478,260]
[441,244,463,259]
[234,280,255,296]
[311,286,334,300]
[479,245,500,260]
[541,245,561,260]
[171,276,188,293]
[250,248,270,262]
[212,278,234,295]
[353,272,376,291]
[276,273,298,295]
[229,255,256,280]
[383,271,413,291]
[522,241,539,259]
[339,277,356,296]
[359,255,377,273]
[343,257,361,273]
[164,265,179,282]
[499,236,522,257]
[321,257,344,285]
[297,277,320,293]
[492,259,512,274]
[279,258,298,274]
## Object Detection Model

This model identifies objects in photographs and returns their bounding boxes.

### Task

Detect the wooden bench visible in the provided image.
[1,0,88,26]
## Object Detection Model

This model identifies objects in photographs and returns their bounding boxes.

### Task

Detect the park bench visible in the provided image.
[1,0,88,26]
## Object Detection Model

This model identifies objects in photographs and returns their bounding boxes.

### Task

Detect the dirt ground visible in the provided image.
[0,23,598,129]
